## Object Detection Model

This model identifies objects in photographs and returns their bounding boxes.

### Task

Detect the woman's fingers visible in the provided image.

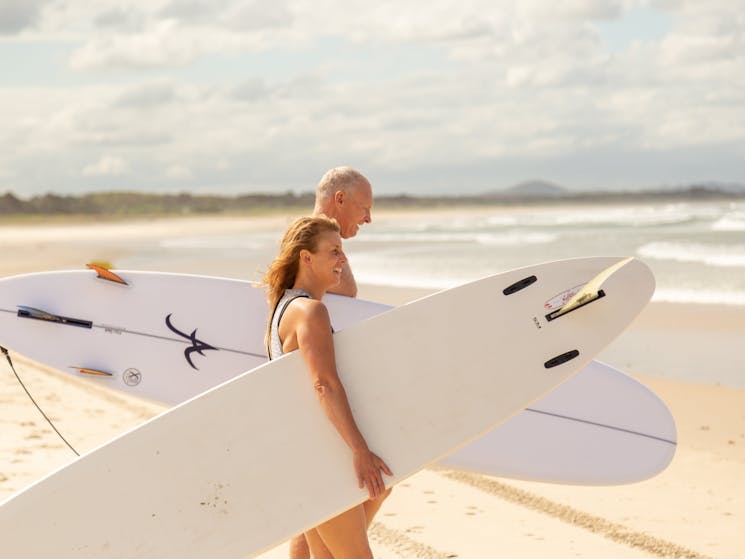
[355,450,393,498]
[367,472,383,498]
[359,469,381,498]
[376,456,393,477]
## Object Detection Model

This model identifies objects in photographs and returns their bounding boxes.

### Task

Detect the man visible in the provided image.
[289,166,389,559]
[312,166,374,297]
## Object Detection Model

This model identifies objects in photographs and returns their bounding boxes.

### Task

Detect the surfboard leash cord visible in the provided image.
[1,345,80,457]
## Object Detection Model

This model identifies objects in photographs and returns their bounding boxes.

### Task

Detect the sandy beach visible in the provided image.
[1,213,743,559]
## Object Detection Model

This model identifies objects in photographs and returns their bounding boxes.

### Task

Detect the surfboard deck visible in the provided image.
[0,265,675,486]
[0,257,655,558]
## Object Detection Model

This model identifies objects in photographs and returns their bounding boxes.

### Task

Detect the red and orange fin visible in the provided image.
[86,263,128,286]
[70,366,113,377]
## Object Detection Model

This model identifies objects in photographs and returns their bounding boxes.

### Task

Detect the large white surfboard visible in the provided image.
[0,266,675,485]
[441,359,676,485]
[0,257,655,558]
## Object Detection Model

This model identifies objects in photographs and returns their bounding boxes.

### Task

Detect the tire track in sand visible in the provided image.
[443,470,714,559]
[369,522,456,559]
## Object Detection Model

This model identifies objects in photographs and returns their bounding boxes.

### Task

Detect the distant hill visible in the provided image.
[678,182,745,195]
[482,180,745,201]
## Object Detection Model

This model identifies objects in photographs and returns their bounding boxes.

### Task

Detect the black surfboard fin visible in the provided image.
[17,306,93,329]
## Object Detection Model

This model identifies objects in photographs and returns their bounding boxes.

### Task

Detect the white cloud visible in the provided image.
[69,19,207,70]
[518,0,627,20]
[113,80,181,108]
[156,0,291,29]
[0,0,742,195]
[0,0,50,34]
[82,155,129,176]
[165,164,194,179]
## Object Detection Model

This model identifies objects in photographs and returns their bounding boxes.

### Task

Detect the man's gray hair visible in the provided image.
[315,167,369,202]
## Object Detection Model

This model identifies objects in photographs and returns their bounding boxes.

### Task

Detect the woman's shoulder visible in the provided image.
[284,296,330,324]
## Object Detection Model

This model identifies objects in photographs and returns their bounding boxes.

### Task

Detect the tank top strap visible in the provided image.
[268,289,312,360]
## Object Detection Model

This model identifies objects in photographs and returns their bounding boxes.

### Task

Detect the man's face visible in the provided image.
[336,181,373,239]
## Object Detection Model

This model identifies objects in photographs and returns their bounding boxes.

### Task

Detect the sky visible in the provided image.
[1,0,743,197]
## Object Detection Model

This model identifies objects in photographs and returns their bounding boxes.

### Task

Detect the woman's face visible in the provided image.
[308,230,347,288]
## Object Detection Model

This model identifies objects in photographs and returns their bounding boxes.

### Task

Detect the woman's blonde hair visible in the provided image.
[262,215,340,349]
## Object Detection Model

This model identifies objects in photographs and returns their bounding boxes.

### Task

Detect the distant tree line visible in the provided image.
[0,185,742,217]
[0,191,318,216]
[0,191,480,216]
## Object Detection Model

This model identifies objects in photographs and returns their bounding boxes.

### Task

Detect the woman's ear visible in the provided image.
[299,249,312,264]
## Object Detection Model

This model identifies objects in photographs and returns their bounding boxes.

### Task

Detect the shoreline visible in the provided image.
[0,204,557,230]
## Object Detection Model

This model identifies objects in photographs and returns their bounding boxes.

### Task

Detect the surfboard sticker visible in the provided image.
[544,284,584,311]
[164,314,220,370]
[123,368,142,386]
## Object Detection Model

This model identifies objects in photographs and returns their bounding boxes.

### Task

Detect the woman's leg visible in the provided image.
[362,487,392,528]
[301,489,391,558]
[289,534,311,559]
[312,504,373,559]
[303,529,334,559]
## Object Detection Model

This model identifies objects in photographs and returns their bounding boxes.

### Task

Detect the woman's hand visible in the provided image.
[353,449,393,499]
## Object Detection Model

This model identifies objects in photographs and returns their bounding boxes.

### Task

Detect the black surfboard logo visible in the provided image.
[165,314,219,370]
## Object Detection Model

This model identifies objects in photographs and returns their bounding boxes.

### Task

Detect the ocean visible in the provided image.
[129,199,745,307]
[345,200,745,306]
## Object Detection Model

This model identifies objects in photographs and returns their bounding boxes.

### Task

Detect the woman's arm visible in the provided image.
[326,260,357,298]
[295,300,391,498]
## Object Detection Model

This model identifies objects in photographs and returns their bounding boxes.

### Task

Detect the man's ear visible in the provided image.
[334,190,345,206]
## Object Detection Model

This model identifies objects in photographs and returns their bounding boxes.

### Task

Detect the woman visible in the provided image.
[263,215,392,559]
